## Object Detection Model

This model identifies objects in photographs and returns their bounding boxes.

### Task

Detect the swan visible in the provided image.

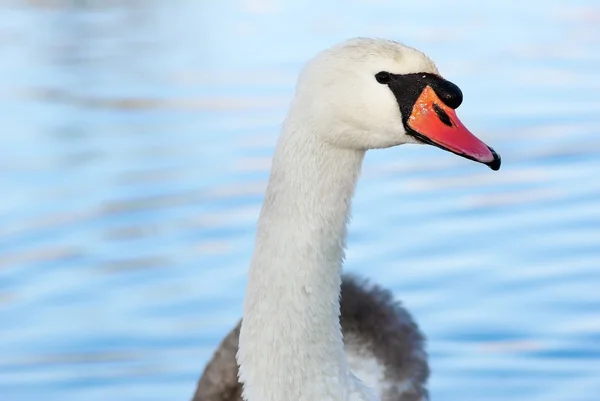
[191,37,500,401]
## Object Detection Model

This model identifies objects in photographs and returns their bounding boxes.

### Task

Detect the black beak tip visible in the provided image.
[486,147,501,171]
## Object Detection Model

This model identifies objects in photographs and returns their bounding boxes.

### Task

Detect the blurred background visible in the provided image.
[1,0,600,400]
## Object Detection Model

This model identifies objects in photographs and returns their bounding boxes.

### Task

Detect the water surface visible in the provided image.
[1,1,600,400]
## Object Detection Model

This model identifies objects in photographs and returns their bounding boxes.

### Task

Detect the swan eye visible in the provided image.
[375,71,391,84]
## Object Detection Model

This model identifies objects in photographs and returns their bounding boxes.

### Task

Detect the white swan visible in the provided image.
[193,37,500,401]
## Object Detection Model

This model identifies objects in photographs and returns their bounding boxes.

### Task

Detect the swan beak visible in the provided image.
[407,86,501,171]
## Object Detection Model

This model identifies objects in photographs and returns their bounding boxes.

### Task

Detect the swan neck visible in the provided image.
[237,115,367,401]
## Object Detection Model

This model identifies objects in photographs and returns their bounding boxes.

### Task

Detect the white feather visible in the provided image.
[236,38,440,401]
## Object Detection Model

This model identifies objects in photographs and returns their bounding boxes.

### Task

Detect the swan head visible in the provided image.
[293,37,501,170]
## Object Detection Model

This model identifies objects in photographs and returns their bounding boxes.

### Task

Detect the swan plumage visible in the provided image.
[192,37,500,401]
[193,275,428,401]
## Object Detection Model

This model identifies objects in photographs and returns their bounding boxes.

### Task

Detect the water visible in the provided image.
[1,1,599,400]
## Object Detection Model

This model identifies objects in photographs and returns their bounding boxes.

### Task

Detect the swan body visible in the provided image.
[193,37,500,401]
[193,275,428,401]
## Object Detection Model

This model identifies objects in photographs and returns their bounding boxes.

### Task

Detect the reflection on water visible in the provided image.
[1,0,600,400]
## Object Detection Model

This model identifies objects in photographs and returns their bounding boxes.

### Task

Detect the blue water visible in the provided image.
[1,0,600,400]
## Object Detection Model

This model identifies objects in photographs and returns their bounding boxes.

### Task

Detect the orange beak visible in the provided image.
[407,86,501,171]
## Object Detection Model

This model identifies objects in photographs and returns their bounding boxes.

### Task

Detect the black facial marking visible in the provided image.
[379,72,463,128]
[432,103,452,127]
[375,71,391,84]
[432,79,463,109]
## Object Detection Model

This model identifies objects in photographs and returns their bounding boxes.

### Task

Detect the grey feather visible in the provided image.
[191,274,428,401]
